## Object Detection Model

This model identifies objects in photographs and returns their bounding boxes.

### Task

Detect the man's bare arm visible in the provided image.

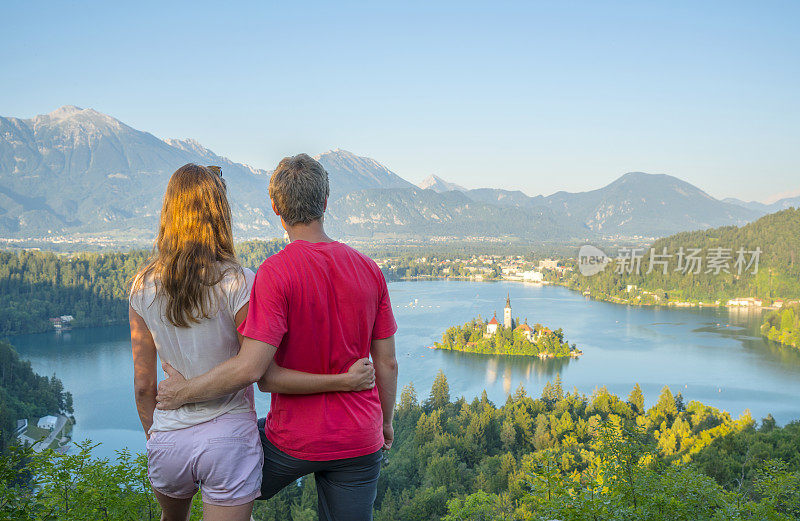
[258,359,375,394]
[370,335,398,450]
[157,336,276,410]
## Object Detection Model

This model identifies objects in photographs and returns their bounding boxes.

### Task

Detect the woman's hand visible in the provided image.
[346,358,375,391]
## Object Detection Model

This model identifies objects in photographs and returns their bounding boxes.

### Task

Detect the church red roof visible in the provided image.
[487,315,499,325]
[516,323,532,332]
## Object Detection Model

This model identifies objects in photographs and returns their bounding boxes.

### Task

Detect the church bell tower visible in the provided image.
[504,294,513,328]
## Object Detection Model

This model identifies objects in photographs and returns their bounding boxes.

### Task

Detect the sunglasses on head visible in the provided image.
[206,166,226,189]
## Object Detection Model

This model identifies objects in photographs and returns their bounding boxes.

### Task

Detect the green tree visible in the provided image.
[655,386,678,420]
[500,420,516,450]
[628,383,645,415]
[425,371,450,411]
[399,383,418,412]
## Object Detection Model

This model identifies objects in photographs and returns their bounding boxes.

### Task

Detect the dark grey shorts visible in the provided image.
[257,418,383,521]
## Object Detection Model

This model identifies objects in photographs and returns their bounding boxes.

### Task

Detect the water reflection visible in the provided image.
[438,350,571,382]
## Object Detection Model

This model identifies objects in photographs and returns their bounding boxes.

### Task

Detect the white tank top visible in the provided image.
[129,264,256,432]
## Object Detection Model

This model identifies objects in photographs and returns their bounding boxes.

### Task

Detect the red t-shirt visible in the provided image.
[238,240,397,460]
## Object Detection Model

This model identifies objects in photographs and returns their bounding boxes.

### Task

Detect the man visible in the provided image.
[156,153,398,521]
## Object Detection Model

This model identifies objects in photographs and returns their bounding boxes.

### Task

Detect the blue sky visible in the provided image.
[1,1,798,201]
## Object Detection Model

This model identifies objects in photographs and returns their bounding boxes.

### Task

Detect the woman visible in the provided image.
[130,164,374,521]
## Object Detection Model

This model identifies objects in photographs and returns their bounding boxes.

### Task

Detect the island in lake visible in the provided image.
[433,295,582,358]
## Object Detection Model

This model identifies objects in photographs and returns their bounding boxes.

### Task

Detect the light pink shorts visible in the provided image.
[146,411,263,506]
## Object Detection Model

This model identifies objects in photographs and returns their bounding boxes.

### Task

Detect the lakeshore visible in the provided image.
[389,271,789,311]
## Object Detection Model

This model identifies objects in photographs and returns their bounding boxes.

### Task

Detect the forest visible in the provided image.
[762,304,800,349]
[555,208,800,306]
[3,373,799,520]
[0,341,73,450]
[434,319,579,358]
[0,249,148,335]
[0,239,287,336]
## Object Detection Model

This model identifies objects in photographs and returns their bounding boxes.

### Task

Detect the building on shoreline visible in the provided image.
[49,315,74,331]
[727,297,764,307]
[37,415,58,430]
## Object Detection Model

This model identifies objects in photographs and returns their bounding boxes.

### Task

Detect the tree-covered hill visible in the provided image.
[762,303,800,349]
[0,239,287,336]
[558,208,800,305]
[3,374,799,520]
[0,250,148,335]
[0,341,73,450]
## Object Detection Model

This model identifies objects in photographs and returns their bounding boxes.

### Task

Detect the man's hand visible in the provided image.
[382,422,394,451]
[156,362,188,410]
[346,358,375,391]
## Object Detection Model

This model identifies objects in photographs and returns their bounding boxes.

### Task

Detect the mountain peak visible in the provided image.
[421,174,445,184]
[35,105,125,131]
[611,171,696,188]
[418,174,467,193]
[48,105,84,119]
[315,149,384,169]
[314,148,356,160]
[311,149,413,194]
[617,171,665,181]
[164,137,213,156]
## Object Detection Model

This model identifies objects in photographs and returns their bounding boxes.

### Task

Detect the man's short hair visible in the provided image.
[269,154,330,226]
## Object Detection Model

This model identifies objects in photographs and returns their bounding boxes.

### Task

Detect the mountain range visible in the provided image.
[721,196,800,215]
[0,106,790,245]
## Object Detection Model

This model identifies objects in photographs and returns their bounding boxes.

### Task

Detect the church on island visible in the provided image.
[484,294,552,343]
[432,293,580,359]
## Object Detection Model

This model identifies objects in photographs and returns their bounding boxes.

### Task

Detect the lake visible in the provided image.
[9,280,800,458]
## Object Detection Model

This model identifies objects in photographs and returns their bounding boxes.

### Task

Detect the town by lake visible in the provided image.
[9,280,800,459]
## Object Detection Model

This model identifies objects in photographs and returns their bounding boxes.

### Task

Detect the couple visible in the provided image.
[129,155,398,521]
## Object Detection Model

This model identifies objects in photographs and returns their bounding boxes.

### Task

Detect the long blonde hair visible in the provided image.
[134,163,239,327]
